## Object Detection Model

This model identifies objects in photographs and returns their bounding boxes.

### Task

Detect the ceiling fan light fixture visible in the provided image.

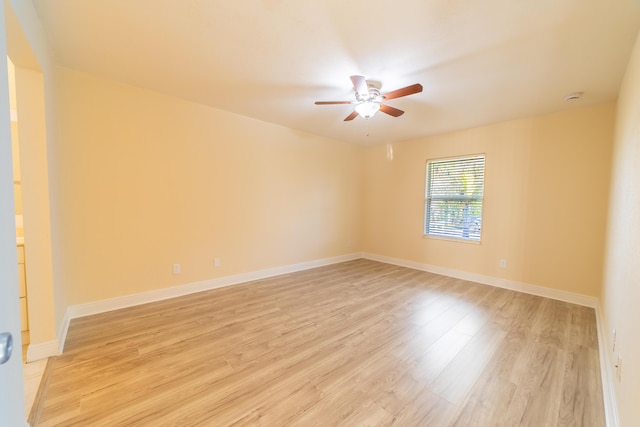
[355,101,380,118]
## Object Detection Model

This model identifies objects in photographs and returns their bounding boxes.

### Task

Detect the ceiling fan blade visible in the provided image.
[315,101,354,105]
[382,83,423,100]
[350,75,369,97]
[344,111,359,121]
[379,104,404,117]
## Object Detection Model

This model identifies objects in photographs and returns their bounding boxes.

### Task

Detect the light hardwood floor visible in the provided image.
[36,259,604,426]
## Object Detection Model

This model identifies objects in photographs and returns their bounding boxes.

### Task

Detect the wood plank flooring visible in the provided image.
[36,259,605,426]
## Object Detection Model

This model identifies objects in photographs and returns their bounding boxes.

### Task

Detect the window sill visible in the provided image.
[423,234,482,245]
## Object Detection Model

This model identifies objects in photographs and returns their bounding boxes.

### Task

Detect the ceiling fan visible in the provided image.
[315,75,423,121]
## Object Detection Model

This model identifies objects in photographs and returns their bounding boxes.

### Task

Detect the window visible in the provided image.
[424,155,485,241]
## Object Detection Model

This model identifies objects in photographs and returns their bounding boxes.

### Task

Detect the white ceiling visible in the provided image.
[32,0,640,145]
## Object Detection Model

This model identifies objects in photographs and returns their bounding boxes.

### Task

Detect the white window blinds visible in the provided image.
[424,155,485,241]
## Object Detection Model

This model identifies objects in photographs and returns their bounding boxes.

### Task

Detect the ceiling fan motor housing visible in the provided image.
[356,82,382,102]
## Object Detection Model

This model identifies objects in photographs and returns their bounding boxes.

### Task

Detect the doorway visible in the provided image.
[4,3,57,420]
[7,56,29,360]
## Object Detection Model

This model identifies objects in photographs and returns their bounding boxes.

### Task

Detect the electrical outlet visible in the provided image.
[612,329,617,352]
[499,259,507,269]
[172,263,181,275]
[214,258,221,268]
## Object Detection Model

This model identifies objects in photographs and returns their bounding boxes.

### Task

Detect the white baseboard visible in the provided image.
[24,311,70,360]
[362,252,599,308]
[57,309,72,354]
[595,304,619,427]
[60,252,363,345]
[26,339,59,362]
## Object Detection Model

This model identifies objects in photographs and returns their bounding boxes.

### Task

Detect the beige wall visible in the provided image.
[53,68,363,305]
[602,29,640,426]
[363,103,614,297]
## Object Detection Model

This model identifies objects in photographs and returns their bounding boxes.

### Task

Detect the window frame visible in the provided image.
[423,154,486,243]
